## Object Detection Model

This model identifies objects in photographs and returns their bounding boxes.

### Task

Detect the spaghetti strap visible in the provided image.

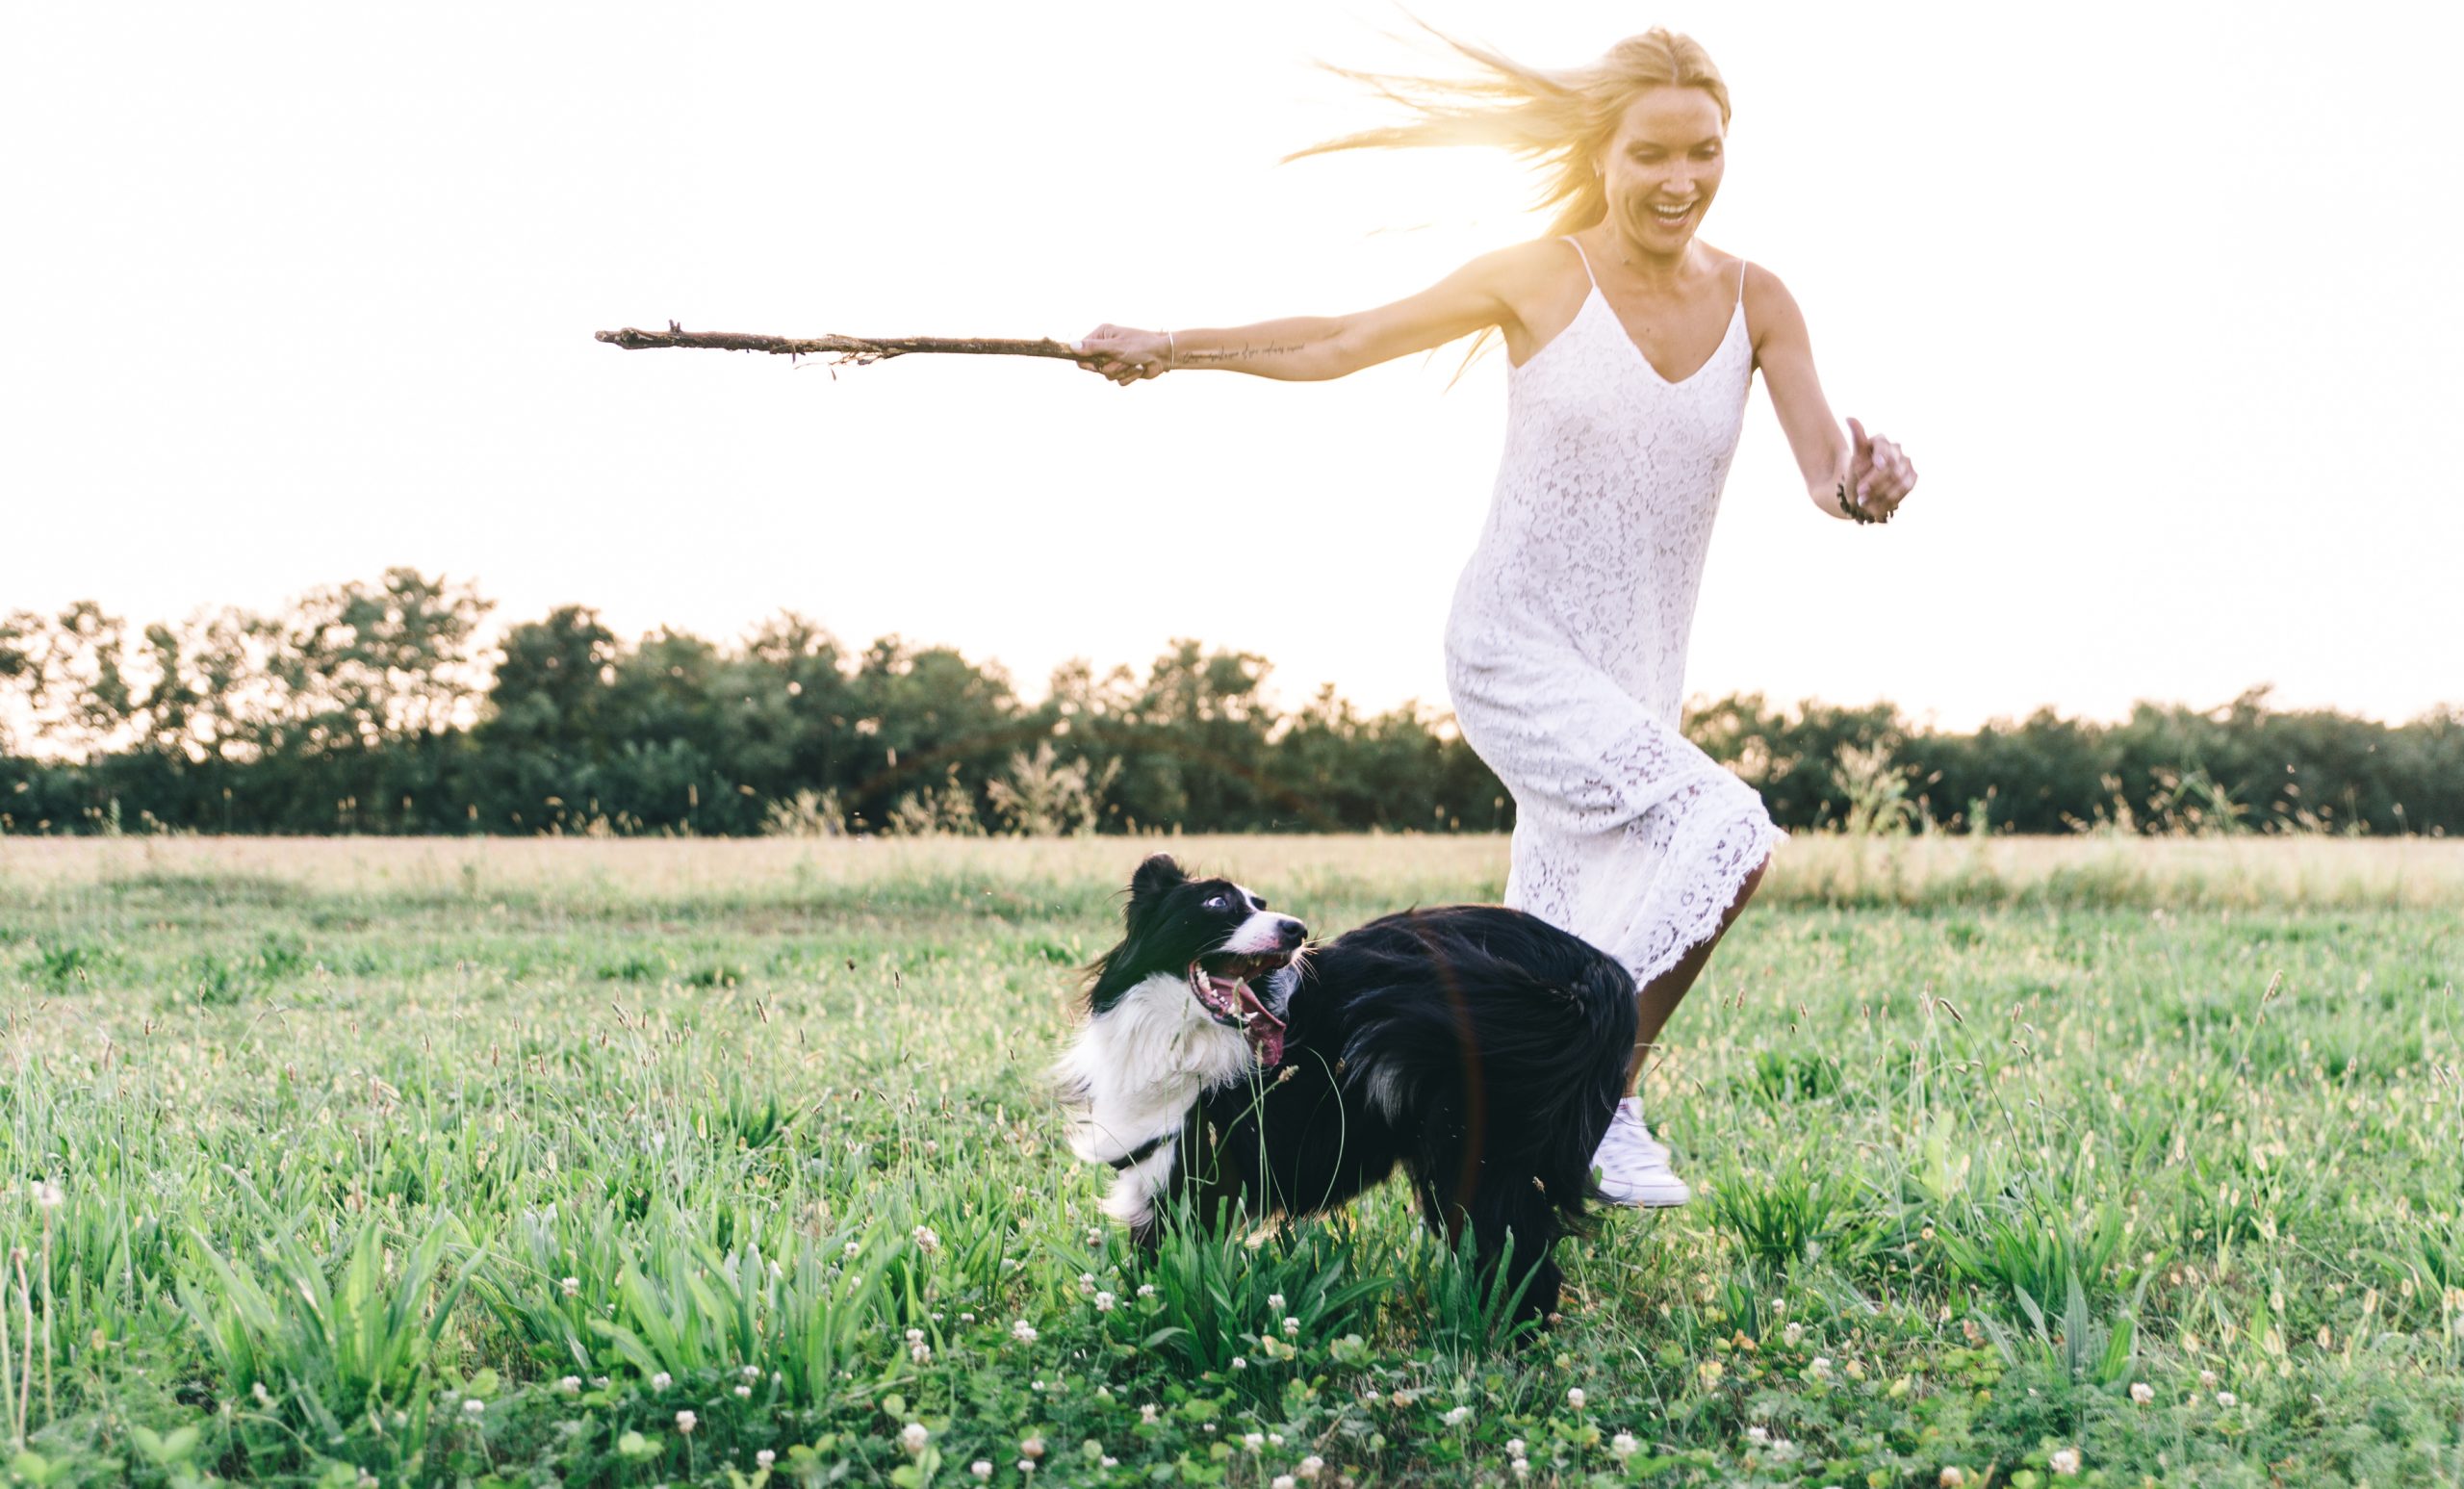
[1734,259,1749,307]
[1560,235,1600,290]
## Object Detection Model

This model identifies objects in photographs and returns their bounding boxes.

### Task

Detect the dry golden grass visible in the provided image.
[3,831,2460,910]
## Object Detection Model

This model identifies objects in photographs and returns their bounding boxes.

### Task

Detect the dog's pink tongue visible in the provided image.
[1238,983,1287,1066]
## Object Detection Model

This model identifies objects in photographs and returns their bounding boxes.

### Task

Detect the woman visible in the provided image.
[1071,27,1916,1207]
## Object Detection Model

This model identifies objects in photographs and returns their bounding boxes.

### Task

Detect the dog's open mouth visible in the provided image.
[1187,952,1291,1065]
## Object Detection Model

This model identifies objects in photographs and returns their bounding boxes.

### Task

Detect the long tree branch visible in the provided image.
[594,320,1081,364]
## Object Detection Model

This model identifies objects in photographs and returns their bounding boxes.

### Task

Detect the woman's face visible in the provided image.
[1594,86,1727,252]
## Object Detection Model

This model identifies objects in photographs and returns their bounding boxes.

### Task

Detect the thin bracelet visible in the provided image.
[1165,330,1176,366]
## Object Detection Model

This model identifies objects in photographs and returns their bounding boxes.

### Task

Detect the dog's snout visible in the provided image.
[1277,917,1307,949]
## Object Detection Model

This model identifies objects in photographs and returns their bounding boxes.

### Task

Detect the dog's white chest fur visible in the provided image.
[1054,971,1255,1225]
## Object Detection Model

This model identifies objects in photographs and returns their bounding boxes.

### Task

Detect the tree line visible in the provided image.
[2,569,2455,837]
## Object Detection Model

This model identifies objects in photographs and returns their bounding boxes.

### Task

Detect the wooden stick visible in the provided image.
[594,320,1082,364]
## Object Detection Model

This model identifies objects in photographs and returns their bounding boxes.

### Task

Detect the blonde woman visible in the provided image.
[1072,27,1916,1206]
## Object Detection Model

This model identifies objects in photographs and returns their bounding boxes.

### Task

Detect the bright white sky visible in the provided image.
[5,2,2458,732]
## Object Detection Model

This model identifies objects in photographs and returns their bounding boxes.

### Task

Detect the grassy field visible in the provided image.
[1,834,2459,1487]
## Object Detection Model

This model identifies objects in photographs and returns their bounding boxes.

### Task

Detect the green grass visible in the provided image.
[0,835,2459,1487]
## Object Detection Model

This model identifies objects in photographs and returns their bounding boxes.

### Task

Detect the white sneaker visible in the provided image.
[1591,1096,1691,1208]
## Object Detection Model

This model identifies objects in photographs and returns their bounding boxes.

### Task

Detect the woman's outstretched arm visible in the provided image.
[1071,245,1532,385]
[1749,265,1917,521]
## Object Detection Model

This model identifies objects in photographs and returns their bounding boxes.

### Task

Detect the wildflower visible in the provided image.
[911,1224,941,1253]
[1391,1390,1411,1408]
[1018,1461,1036,1476]
[676,1410,698,1434]
[1012,1319,1039,1344]
[1138,1283,1157,1298]
[1511,1462,1529,1481]
[1699,1359,1725,1386]
[1810,1356,1834,1380]
[1611,1432,1638,1461]
[1079,1272,1098,1296]
[1270,1433,1285,1447]
[1141,1403,1160,1425]
[1095,1291,1116,1313]
[33,1180,63,1211]
[1445,1405,1471,1426]
[252,1381,272,1406]
[1940,1470,1966,1488]
[1268,1292,1286,1312]
[1275,1478,1296,1489]
[1782,1322,1804,1347]
[845,1241,862,1258]
[902,1423,930,1454]
[1232,1356,1247,1371]
[1747,1425,1769,1446]
[2198,1370,2218,1390]
[1282,1316,1300,1336]
[2129,1382,2154,1405]
[560,1276,580,1296]
[1299,1456,1325,1480]
[1506,1438,1527,1458]
[2216,1391,2238,1407]
[742,1364,761,1381]
[557,1376,580,1394]
[1244,1432,1265,1450]
[971,1462,993,1481]
[652,1372,672,1392]
[1567,1387,1586,1409]
[462,1398,484,1417]
[733,1385,751,1399]
[1021,1436,1045,1459]
[2051,1447,2082,1476]
[959,1312,976,1323]
[1101,1457,1118,1468]
[757,1450,777,1468]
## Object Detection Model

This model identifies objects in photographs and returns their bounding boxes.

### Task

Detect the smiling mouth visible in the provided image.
[1647,202,1697,226]
[1187,951,1292,1065]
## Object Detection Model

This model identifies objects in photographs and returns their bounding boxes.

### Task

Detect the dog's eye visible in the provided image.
[1204,894,1226,910]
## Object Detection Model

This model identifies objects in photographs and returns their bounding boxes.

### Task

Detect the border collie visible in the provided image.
[1054,853,1637,1323]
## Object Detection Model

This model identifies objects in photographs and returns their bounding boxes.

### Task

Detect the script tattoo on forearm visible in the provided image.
[1180,342,1307,365]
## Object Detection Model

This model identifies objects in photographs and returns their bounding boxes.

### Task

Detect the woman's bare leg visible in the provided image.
[1626,852,1770,1091]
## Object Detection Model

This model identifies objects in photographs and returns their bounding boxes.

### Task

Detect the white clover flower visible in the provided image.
[959,1312,976,1323]
[1782,1322,1804,1347]
[1299,1456,1324,1480]
[970,1462,993,1481]
[1101,1457,1117,1469]
[1747,1425,1769,1445]
[757,1450,776,1468]
[1506,1438,1527,1458]
[911,1341,933,1365]
[1087,1226,1104,1246]
[1095,1291,1116,1313]
[557,1376,580,1394]
[1020,1436,1045,1459]
[462,1398,484,1417]
[733,1384,751,1399]
[560,1276,580,1296]
[903,1423,931,1454]
[1017,1462,1035,1476]
[742,1364,761,1381]
[911,1225,941,1253]
[1511,1462,1528,1481]
[1274,1477,1296,1489]
[1282,1316,1299,1336]
[1012,1319,1039,1344]
[1079,1272,1098,1296]
[2129,1382,2154,1405]
[1231,1356,1247,1371]
[33,1180,63,1211]
[1243,1432,1264,1450]
[1270,1433,1285,1447]
[1611,1431,1638,1460]
[1267,1292,1286,1312]
[2198,1369,2218,1390]
[1141,1403,1160,1425]
[844,1241,862,1259]
[676,1409,698,1434]
[2051,1447,2082,1476]
[1445,1405,1471,1426]
[1939,1470,1966,1488]
[1810,1356,1834,1379]
[1137,1283,1157,1298]
[1567,1387,1586,1409]
[652,1371,672,1392]
[2216,1391,2238,1407]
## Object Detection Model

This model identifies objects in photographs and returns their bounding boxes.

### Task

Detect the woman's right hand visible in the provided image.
[1072,323,1170,385]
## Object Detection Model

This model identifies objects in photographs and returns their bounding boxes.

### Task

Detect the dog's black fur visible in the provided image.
[1056,853,1637,1324]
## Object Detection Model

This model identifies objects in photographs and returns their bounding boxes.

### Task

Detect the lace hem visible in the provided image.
[1619,809,1784,990]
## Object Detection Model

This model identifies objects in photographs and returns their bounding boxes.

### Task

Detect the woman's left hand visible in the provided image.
[1846,417,1917,521]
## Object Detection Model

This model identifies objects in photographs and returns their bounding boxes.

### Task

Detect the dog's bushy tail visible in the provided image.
[1324,909,1638,1227]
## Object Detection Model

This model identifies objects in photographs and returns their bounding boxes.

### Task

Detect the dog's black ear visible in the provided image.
[1127,854,1186,919]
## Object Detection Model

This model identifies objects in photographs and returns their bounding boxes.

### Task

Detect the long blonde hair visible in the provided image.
[1284,21,1732,376]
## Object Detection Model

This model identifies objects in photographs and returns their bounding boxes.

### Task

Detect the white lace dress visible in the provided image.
[1444,237,1784,990]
